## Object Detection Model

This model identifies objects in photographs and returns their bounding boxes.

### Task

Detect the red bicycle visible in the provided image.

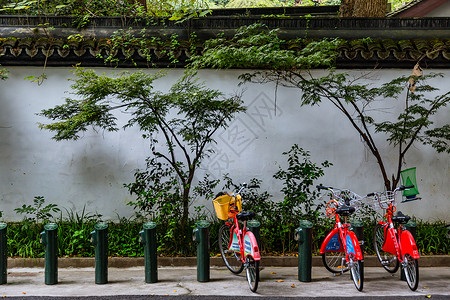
[318,185,364,291]
[213,183,261,292]
[368,185,420,291]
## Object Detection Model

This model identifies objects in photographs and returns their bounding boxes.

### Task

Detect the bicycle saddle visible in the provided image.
[392,211,411,224]
[236,211,256,221]
[335,205,355,217]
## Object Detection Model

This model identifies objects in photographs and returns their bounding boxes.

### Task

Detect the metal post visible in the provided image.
[350,220,364,282]
[193,220,210,282]
[247,219,261,251]
[40,223,58,285]
[139,221,158,283]
[91,222,108,284]
[350,220,365,254]
[295,220,313,282]
[401,220,417,281]
[0,223,7,285]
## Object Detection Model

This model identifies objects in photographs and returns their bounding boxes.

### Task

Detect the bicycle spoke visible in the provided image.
[218,224,244,274]
[403,254,419,291]
[373,223,399,273]
[349,256,364,291]
[246,256,259,293]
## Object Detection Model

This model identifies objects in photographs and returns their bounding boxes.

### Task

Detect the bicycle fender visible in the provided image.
[346,231,363,260]
[400,230,420,259]
[244,231,261,261]
[382,227,399,254]
[320,228,344,254]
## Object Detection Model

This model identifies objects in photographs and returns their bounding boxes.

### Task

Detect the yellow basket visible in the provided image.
[213,194,242,220]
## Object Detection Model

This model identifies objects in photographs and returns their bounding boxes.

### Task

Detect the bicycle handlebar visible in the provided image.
[367,185,415,210]
[316,185,332,191]
[367,185,415,197]
[236,183,260,195]
[316,184,363,209]
[400,185,415,190]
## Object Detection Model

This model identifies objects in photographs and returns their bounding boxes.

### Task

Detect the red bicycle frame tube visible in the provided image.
[320,214,363,261]
[227,217,261,262]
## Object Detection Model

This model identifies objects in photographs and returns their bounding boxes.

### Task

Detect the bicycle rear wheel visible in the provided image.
[373,223,399,273]
[218,224,244,274]
[403,254,419,291]
[246,256,259,293]
[349,256,364,292]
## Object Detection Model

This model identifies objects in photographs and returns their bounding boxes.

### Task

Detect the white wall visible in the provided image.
[0,67,449,222]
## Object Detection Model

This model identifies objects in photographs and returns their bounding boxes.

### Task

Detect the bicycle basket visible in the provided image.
[212,194,242,220]
[372,191,395,210]
[335,190,363,210]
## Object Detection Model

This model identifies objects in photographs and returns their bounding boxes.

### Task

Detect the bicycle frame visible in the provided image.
[320,213,363,262]
[225,216,261,262]
[378,206,420,261]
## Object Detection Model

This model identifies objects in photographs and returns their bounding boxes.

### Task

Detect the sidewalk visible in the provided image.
[1,257,449,298]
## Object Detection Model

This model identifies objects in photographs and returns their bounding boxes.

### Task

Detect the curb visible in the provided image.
[7,255,450,268]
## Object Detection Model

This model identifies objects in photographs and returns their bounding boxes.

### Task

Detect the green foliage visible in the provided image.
[0,0,146,17]
[0,65,7,80]
[274,144,332,222]
[190,23,341,70]
[415,220,450,255]
[3,189,449,257]
[14,196,60,224]
[373,74,450,154]
[297,71,450,189]
[125,157,182,220]
[192,23,450,191]
[39,68,246,228]
[224,0,292,8]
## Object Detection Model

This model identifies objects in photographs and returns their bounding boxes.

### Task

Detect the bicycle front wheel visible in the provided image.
[349,256,364,292]
[403,254,419,291]
[218,224,244,274]
[322,251,349,274]
[246,256,259,293]
[373,223,399,273]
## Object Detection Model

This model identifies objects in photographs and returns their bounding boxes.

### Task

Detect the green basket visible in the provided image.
[400,167,420,199]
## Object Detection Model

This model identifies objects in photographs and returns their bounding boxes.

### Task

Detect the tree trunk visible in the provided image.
[340,0,388,17]
[340,0,356,17]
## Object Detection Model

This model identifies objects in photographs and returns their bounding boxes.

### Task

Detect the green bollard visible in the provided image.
[40,223,58,285]
[401,220,417,281]
[247,219,261,250]
[91,222,108,284]
[0,223,7,285]
[139,222,158,283]
[193,220,210,282]
[350,220,365,254]
[295,220,313,282]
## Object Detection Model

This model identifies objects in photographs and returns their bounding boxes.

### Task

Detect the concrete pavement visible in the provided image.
[1,264,449,298]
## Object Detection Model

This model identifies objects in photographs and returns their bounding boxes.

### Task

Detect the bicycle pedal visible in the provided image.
[333,272,343,277]
[381,260,391,266]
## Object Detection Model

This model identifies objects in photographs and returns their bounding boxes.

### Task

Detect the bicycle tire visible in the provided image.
[322,232,349,274]
[373,223,399,273]
[246,256,259,293]
[403,253,419,291]
[218,224,244,274]
[349,256,364,292]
